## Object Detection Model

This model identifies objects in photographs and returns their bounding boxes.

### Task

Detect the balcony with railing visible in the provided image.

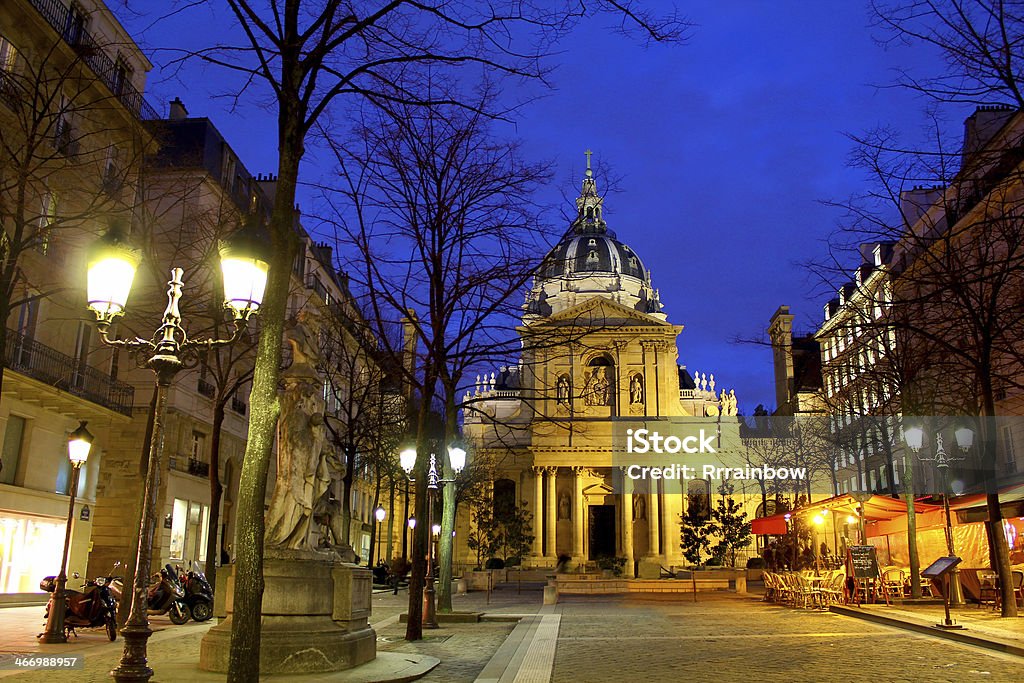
[26,0,161,120]
[4,328,134,415]
[197,378,215,398]
[168,453,210,478]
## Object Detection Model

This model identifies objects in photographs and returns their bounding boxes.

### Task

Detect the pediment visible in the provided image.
[536,296,675,328]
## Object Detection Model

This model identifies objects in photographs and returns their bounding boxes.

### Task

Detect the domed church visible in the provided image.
[460,156,738,576]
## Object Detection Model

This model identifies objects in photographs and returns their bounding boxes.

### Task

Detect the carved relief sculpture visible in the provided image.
[556,374,571,407]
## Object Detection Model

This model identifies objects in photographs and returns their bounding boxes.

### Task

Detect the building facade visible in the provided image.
[461,164,747,576]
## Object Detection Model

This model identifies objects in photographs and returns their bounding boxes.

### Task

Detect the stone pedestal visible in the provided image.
[199,552,375,674]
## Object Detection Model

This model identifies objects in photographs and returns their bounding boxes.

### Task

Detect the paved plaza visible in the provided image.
[1,587,1022,682]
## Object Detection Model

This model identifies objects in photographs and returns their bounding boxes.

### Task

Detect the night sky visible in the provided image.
[114,2,967,412]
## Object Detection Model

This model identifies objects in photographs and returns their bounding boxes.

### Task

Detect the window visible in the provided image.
[0,416,27,485]
[36,191,57,254]
[879,465,887,490]
[12,299,39,368]
[102,145,123,195]
[0,34,18,72]
[894,457,902,486]
[111,57,132,96]
[53,95,74,157]
[63,4,87,45]
[191,431,206,462]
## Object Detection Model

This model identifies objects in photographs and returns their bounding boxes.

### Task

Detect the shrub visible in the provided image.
[746,557,765,569]
[596,556,627,576]
[485,557,505,570]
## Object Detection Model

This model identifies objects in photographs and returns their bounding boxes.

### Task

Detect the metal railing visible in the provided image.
[4,328,134,415]
[26,0,161,120]
[230,396,247,415]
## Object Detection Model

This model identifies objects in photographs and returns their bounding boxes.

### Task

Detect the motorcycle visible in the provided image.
[175,561,214,622]
[40,570,120,641]
[110,564,189,624]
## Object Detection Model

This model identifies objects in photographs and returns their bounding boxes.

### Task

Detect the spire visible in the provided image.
[574,148,605,234]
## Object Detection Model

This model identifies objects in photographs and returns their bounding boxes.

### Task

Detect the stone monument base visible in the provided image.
[200,550,375,674]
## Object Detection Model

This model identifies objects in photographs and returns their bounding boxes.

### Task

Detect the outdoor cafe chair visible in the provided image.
[819,571,846,606]
[978,570,999,609]
[881,568,906,602]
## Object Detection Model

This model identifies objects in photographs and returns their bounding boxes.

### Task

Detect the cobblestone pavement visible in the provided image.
[0,585,539,682]
[551,593,1024,683]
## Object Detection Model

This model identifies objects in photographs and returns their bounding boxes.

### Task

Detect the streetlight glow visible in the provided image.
[954,427,974,451]
[375,506,386,523]
[67,421,94,466]
[400,447,417,473]
[904,425,924,452]
[219,214,271,318]
[86,224,139,318]
[448,444,467,473]
[408,517,416,529]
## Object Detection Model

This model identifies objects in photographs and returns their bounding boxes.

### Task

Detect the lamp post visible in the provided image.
[373,506,387,566]
[85,219,269,682]
[39,421,94,643]
[904,424,972,608]
[399,443,466,629]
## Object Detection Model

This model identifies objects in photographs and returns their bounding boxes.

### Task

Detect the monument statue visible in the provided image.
[265,314,331,550]
[585,367,612,406]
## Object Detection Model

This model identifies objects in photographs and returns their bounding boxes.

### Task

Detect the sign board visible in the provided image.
[848,545,879,579]
[79,505,90,521]
[921,556,962,579]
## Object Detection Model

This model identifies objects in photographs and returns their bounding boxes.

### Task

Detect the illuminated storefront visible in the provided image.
[0,512,65,594]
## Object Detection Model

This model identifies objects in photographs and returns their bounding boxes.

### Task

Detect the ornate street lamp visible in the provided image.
[373,506,387,566]
[38,421,94,643]
[904,423,972,608]
[87,217,269,682]
[400,442,467,629]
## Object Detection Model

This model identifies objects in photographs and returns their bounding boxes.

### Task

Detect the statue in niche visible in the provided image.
[584,367,611,406]
[558,490,571,521]
[556,374,571,407]
[633,495,647,521]
[265,317,331,551]
[630,374,644,405]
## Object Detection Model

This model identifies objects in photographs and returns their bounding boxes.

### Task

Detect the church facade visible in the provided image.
[460,161,741,576]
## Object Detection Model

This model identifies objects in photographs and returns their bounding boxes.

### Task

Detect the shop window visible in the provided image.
[0,513,64,592]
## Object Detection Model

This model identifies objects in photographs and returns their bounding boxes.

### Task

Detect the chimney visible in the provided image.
[169,97,188,120]
[962,105,1015,166]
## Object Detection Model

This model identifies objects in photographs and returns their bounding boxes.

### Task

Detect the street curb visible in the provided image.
[830,605,1024,658]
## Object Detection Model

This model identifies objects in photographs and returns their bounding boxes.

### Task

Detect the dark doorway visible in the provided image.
[588,505,616,560]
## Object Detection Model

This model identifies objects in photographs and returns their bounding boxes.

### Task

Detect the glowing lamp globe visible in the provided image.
[399,448,417,473]
[374,506,386,523]
[87,224,140,318]
[903,426,924,452]
[219,214,271,318]
[67,421,94,467]
[954,427,974,451]
[408,517,417,529]
[448,444,467,473]
[431,523,441,536]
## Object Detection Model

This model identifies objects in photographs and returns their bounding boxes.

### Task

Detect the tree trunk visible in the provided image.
[979,379,1018,617]
[226,123,300,680]
[437,401,457,612]
[386,479,395,563]
[205,396,227,594]
[903,454,922,599]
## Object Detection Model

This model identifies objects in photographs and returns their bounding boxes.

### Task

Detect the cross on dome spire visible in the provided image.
[574,148,605,234]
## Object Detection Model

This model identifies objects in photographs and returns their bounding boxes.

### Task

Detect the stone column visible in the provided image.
[662,476,683,566]
[544,467,557,560]
[621,469,635,577]
[647,483,661,558]
[571,466,585,563]
[530,467,544,560]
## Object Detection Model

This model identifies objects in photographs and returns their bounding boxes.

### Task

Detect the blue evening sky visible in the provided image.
[114,1,965,412]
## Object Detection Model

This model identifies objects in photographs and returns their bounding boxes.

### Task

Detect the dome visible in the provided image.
[525,156,664,320]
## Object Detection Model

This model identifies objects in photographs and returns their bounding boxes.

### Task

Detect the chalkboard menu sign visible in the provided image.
[848,545,879,579]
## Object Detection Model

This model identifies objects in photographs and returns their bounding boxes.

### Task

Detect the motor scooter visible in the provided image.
[110,564,189,624]
[175,561,214,622]
[40,569,119,641]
